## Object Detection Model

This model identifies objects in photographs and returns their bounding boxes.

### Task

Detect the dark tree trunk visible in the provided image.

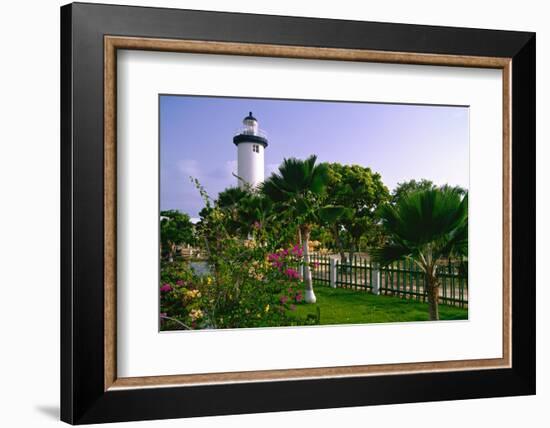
[168,242,176,263]
[340,250,347,265]
[348,241,358,267]
[332,224,347,264]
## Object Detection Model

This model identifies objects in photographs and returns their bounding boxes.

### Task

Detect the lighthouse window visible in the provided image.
[252,144,259,153]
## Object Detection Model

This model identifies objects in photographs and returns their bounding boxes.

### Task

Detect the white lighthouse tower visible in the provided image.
[233,112,268,189]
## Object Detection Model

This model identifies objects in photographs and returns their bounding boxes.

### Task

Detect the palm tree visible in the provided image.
[217,186,250,209]
[215,186,252,236]
[370,188,468,320]
[262,155,337,303]
[236,194,274,238]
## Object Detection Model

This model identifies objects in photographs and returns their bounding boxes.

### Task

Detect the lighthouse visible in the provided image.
[233,112,268,189]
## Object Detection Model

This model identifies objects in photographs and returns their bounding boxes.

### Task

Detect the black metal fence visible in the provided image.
[309,253,468,308]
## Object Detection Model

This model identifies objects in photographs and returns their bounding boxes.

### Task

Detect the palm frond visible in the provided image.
[440,217,468,258]
[378,188,467,246]
[373,188,468,268]
[370,244,412,267]
[310,161,329,195]
[262,155,329,201]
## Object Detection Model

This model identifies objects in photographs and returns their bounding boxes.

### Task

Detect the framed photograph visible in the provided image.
[61,2,535,424]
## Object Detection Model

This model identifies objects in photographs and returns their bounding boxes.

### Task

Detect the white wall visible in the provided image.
[0,1,546,427]
[237,142,265,189]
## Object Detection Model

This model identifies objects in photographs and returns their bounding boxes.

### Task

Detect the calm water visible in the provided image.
[189,261,211,277]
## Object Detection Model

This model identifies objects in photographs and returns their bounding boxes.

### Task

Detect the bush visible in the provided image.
[159,180,320,330]
[160,241,319,330]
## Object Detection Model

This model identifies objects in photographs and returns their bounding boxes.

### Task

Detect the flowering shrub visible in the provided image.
[267,245,310,306]
[159,261,210,330]
[160,240,320,330]
[160,179,321,330]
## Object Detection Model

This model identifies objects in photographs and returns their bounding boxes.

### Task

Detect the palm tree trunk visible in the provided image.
[301,225,316,303]
[297,228,304,279]
[426,275,440,321]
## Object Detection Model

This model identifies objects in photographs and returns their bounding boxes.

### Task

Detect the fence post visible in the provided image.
[329,257,338,288]
[371,263,381,295]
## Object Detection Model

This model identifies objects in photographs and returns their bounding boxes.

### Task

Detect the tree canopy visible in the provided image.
[262,155,347,303]
[324,163,390,259]
[371,187,468,320]
[160,210,195,260]
[392,179,466,205]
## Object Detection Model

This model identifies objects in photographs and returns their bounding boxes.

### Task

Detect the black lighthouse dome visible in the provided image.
[244,111,256,122]
[233,111,268,147]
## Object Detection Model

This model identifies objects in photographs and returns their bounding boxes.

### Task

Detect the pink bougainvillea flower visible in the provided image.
[291,244,303,257]
[160,283,172,293]
[279,295,289,305]
[292,244,302,256]
[289,304,296,311]
[272,260,283,269]
[284,268,299,279]
[295,293,303,302]
[176,279,184,286]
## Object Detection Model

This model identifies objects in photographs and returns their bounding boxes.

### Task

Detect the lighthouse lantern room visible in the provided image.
[233,112,268,189]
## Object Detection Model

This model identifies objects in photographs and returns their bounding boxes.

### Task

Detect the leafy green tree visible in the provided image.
[325,164,390,262]
[160,210,195,262]
[440,183,467,196]
[391,179,435,205]
[391,179,467,205]
[371,188,468,320]
[262,155,345,303]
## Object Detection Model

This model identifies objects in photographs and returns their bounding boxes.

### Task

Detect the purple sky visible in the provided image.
[160,95,469,219]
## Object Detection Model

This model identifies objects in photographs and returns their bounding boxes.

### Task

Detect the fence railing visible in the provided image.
[309,253,468,308]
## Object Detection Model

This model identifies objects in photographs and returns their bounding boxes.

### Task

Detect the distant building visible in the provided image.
[233,112,268,189]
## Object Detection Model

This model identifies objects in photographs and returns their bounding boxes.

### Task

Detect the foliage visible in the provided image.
[160,261,206,329]
[213,186,252,236]
[391,179,466,205]
[160,210,195,261]
[160,244,320,330]
[324,163,390,260]
[216,186,250,209]
[262,155,346,303]
[162,159,469,327]
[160,178,321,330]
[370,187,468,320]
[231,193,275,238]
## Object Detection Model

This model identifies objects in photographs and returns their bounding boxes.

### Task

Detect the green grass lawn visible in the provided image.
[290,283,468,325]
